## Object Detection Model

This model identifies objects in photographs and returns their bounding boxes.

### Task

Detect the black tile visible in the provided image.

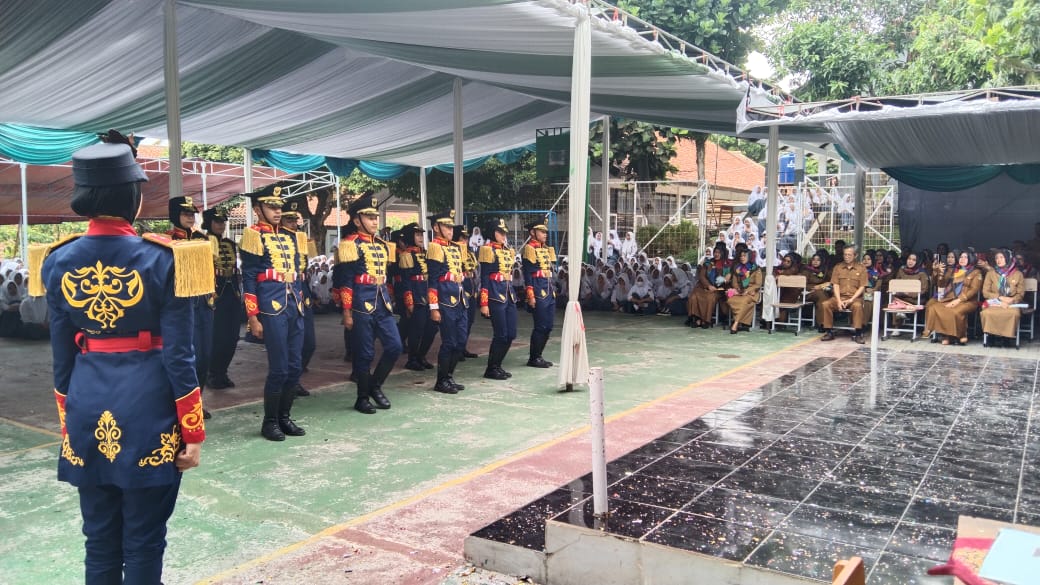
[656,426,707,445]
[828,461,925,495]
[716,468,819,503]
[929,454,1023,486]
[888,522,956,562]
[1016,511,1040,527]
[844,445,935,475]
[693,429,782,449]
[786,419,873,444]
[745,530,882,581]
[550,497,673,540]
[672,441,759,467]
[639,454,737,485]
[869,553,955,585]
[608,474,707,510]
[471,488,589,550]
[618,439,683,463]
[904,497,1013,529]
[645,512,770,561]
[680,487,798,528]
[938,443,1023,467]
[743,450,835,479]
[770,436,857,461]
[802,482,911,520]
[916,474,1018,509]
[719,413,804,435]
[778,506,899,550]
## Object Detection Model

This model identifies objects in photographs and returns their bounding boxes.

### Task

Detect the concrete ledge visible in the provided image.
[464,535,547,584]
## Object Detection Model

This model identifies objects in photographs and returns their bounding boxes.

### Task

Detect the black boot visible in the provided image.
[527,331,553,368]
[295,383,311,397]
[433,355,458,394]
[260,393,285,441]
[369,359,394,409]
[447,351,465,391]
[354,372,377,414]
[404,356,426,371]
[278,385,306,436]
[463,348,478,359]
[484,340,508,380]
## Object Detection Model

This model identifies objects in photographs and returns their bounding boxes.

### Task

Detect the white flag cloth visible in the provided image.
[558,301,591,388]
[760,273,778,322]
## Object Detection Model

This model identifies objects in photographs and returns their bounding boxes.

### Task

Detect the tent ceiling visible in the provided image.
[0,158,293,224]
[0,0,802,169]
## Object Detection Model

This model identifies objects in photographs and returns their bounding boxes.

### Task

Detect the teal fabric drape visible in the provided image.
[251,147,533,180]
[1007,164,1040,185]
[253,149,326,174]
[324,157,358,177]
[431,144,534,174]
[357,160,415,180]
[883,166,1006,192]
[432,155,490,174]
[0,124,100,165]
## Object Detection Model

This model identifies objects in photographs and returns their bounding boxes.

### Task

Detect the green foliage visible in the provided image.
[636,221,699,258]
[340,168,385,197]
[182,142,244,164]
[590,120,688,180]
[0,222,88,258]
[710,135,766,163]
[387,153,547,212]
[772,18,889,101]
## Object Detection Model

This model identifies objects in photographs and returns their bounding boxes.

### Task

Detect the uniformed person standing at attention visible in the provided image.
[454,224,480,360]
[398,222,438,372]
[32,142,210,583]
[820,245,868,344]
[388,228,409,350]
[168,195,216,418]
[334,195,402,414]
[279,198,316,396]
[239,185,307,441]
[521,217,557,368]
[427,209,467,393]
[478,218,518,379]
[203,207,241,390]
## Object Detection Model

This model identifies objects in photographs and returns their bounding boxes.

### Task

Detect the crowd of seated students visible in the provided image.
[0,258,48,340]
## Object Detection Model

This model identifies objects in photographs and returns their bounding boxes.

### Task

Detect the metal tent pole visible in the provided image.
[453,78,464,218]
[765,126,779,273]
[201,161,208,210]
[19,163,29,263]
[244,148,254,227]
[600,116,610,263]
[419,166,430,247]
[854,167,866,254]
[163,0,182,200]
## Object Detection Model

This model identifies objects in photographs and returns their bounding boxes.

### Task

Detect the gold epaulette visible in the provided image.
[307,240,317,259]
[427,241,445,263]
[521,245,536,263]
[239,226,264,257]
[27,234,82,296]
[478,245,495,264]
[547,247,558,262]
[294,231,308,259]
[338,239,359,263]
[399,251,415,269]
[209,234,220,259]
[384,241,396,260]
[142,234,216,298]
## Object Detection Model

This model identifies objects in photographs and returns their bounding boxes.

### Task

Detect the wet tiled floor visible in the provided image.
[471,349,1040,583]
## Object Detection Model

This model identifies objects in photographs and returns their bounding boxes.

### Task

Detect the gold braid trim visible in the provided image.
[521,245,536,263]
[383,241,396,260]
[95,411,122,463]
[171,240,216,298]
[138,425,181,467]
[547,247,557,262]
[28,234,82,296]
[239,226,264,257]
[61,435,83,466]
[338,239,359,263]
[427,242,445,263]
[478,245,495,264]
[295,231,309,260]
[398,252,414,269]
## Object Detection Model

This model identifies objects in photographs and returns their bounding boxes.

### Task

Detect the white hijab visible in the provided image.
[629,274,653,300]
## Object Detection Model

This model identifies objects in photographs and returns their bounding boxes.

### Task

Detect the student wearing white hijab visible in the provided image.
[468,226,484,252]
[612,273,631,312]
[628,274,656,315]
[621,232,638,259]
[608,230,622,260]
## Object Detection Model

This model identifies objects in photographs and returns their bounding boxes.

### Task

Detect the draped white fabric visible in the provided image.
[0,0,777,167]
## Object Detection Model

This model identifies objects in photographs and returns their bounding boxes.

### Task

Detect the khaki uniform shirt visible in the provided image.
[830,262,868,301]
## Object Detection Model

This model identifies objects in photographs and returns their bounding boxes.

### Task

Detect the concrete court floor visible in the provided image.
[0,309,857,585]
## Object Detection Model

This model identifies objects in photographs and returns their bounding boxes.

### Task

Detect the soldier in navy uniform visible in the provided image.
[33,142,209,584]
[334,196,402,414]
[454,224,480,360]
[398,222,437,372]
[279,199,316,396]
[426,210,468,393]
[478,218,518,379]
[203,207,241,390]
[521,217,557,368]
[331,225,353,363]
[388,228,408,349]
[239,185,307,441]
[168,195,216,418]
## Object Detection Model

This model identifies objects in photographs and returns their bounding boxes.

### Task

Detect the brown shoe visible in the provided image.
[821,331,835,341]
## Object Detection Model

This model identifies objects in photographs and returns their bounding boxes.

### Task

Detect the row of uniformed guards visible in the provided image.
[334,195,402,414]
[478,218,519,379]
[279,200,317,396]
[426,210,469,394]
[454,225,481,360]
[520,219,557,368]
[240,186,307,441]
[203,207,240,390]
[397,222,439,371]
[33,141,209,583]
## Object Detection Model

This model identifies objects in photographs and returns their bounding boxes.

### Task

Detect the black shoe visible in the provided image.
[420,359,434,370]
[701,322,710,329]
[684,316,694,327]
[730,328,738,335]
[447,377,465,391]
[852,334,865,345]
[369,387,391,409]
[404,359,426,372]
[208,376,231,390]
[295,384,311,397]
[203,409,213,420]
[354,397,377,414]
[433,378,459,394]
[499,367,513,378]
[261,419,285,441]
[821,331,835,341]
[484,368,509,380]
[279,417,306,436]
[463,350,478,358]
[527,357,553,368]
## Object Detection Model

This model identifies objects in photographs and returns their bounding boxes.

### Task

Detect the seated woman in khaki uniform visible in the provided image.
[980,248,1025,346]
[687,245,729,328]
[924,249,981,345]
[889,252,930,332]
[803,253,831,330]
[727,249,762,334]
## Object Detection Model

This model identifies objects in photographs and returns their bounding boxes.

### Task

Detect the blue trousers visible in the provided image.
[209,287,239,380]
[490,300,518,344]
[437,303,467,359]
[192,299,213,390]
[78,478,181,585]
[407,304,438,359]
[259,302,303,398]
[351,304,403,374]
[531,297,555,337]
[302,304,316,370]
[464,279,478,340]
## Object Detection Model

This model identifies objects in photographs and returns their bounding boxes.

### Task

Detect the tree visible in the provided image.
[710,135,766,164]
[182,142,244,164]
[589,119,688,180]
[619,0,787,183]
[387,153,545,213]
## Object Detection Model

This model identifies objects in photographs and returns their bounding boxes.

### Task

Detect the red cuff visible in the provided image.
[55,389,67,437]
[480,288,489,307]
[526,285,535,302]
[244,293,259,317]
[428,288,439,305]
[341,287,353,311]
[404,291,414,310]
[175,388,206,443]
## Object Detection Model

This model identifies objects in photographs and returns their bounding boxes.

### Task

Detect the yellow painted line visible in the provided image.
[0,416,62,438]
[0,440,61,457]
[197,336,823,584]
